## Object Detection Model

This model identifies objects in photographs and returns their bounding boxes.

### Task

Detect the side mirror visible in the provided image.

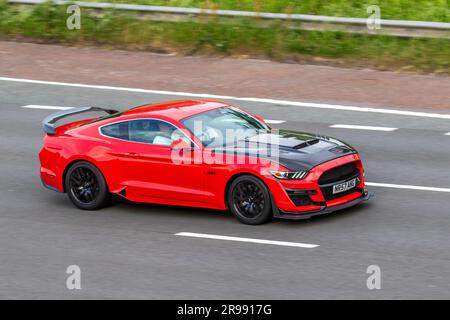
[170,138,191,150]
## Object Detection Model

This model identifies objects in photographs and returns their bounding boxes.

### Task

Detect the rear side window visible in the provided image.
[100,122,129,140]
[100,119,191,146]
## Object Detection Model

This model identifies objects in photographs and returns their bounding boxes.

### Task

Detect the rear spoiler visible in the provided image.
[42,107,119,135]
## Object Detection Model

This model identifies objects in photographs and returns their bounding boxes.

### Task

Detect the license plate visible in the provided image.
[332,178,357,194]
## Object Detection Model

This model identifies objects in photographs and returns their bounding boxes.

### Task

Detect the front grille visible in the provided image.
[318,162,358,185]
[318,162,361,201]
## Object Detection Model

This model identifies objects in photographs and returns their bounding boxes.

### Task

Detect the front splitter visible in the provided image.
[273,191,374,220]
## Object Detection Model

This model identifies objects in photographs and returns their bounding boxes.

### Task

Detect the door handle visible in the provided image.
[125,152,140,157]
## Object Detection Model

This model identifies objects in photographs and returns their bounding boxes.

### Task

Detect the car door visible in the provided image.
[102,118,211,204]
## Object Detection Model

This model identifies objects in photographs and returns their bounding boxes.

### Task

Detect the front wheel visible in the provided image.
[228,175,273,225]
[65,161,110,210]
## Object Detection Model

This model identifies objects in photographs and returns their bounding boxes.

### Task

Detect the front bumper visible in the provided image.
[273,190,374,220]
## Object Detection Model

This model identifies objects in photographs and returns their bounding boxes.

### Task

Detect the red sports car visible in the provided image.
[39,100,372,224]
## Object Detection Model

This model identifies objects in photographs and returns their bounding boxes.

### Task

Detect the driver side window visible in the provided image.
[128,119,188,146]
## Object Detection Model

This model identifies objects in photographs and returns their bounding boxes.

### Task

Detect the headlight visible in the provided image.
[269,170,308,180]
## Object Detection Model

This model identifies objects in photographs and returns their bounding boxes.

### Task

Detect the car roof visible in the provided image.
[121,100,230,122]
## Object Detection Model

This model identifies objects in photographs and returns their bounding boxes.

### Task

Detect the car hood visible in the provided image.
[214,129,357,171]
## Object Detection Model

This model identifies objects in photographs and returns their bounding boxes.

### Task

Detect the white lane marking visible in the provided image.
[22,105,72,110]
[175,232,319,249]
[2,76,450,120]
[264,119,286,124]
[330,124,398,131]
[445,132,450,136]
[366,182,450,193]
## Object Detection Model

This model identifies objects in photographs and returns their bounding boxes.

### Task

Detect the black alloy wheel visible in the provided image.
[228,175,273,225]
[65,161,110,210]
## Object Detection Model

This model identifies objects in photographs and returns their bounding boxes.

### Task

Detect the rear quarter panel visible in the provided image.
[39,123,121,193]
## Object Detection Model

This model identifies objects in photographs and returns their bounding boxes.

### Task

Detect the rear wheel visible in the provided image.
[228,175,273,225]
[65,161,110,210]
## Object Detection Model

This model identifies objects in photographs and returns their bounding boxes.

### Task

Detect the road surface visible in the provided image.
[1,75,450,299]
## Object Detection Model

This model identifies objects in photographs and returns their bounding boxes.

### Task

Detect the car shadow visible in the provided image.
[110,195,373,227]
[272,201,374,228]
[49,192,373,227]
[111,196,233,221]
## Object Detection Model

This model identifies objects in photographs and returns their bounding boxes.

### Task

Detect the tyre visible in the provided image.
[65,161,110,210]
[227,175,273,225]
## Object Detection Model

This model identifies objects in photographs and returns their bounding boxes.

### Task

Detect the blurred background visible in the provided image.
[0,0,448,73]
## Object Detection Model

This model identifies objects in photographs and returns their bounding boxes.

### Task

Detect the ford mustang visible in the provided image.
[39,100,372,224]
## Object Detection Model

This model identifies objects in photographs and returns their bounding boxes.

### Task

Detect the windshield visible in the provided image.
[181,107,270,148]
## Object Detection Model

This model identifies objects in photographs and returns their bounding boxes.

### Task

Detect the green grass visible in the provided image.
[0,1,449,73]
[87,0,450,22]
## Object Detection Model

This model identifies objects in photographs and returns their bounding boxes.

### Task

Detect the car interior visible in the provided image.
[101,119,191,146]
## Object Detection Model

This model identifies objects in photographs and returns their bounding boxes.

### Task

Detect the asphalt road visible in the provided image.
[1,79,450,299]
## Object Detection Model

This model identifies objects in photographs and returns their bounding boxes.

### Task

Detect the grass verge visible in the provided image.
[0,1,449,73]
[86,0,450,22]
